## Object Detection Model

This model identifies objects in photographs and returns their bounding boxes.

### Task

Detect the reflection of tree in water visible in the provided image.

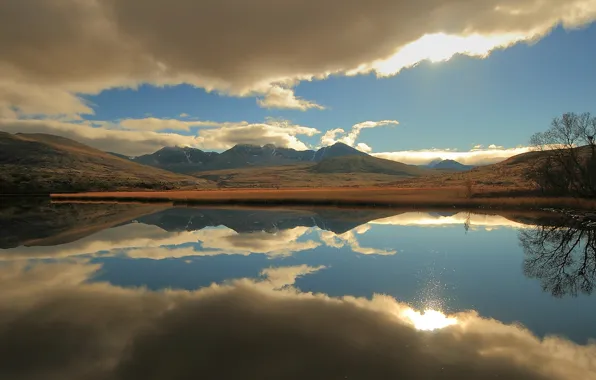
[519,224,596,297]
[463,212,471,234]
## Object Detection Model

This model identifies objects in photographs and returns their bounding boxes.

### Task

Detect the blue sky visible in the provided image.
[85,24,596,155]
[1,1,595,164]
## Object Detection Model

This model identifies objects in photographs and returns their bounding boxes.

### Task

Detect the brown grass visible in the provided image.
[51,186,596,211]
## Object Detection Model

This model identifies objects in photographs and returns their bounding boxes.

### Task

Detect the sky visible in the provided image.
[1,0,595,165]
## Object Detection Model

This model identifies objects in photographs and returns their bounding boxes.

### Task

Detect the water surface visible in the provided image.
[1,201,595,379]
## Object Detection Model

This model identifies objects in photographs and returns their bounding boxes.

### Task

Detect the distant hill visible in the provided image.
[311,155,428,177]
[432,159,474,171]
[0,132,212,194]
[131,142,368,173]
[391,145,593,189]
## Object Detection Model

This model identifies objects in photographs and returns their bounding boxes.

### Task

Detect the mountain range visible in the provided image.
[0,131,516,194]
[130,142,370,173]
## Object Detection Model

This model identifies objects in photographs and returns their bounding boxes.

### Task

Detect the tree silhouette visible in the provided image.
[526,112,596,197]
[519,222,596,297]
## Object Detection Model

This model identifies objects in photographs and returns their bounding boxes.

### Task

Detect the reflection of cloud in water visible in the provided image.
[1,221,397,260]
[372,212,528,230]
[0,261,594,380]
[319,229,397,255]
[0,223,198,260]
[258,265,326,290]
[192,227,320,257]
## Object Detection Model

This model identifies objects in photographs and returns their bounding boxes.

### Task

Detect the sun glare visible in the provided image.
[403,308,458,331]
[373,32,528,76]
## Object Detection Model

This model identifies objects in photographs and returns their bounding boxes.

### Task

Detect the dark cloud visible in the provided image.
[0,0,594,114]
[0,262,594,380]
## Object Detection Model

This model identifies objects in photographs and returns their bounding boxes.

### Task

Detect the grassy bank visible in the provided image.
[51,187,596,211]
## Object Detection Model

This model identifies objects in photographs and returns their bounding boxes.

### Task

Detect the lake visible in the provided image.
[1,200,595,379]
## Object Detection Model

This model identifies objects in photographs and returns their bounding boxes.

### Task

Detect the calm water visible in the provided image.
[1,201,595,379]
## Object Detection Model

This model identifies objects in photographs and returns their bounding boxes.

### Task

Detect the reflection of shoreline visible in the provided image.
[1,205,576,261]
[371,212,530,230]
[2,202,557,251]
[0,260,594,380]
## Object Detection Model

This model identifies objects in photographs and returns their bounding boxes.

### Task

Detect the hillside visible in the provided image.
[0,132,212,194]
[311,155,429,176]
[0,198,167,249]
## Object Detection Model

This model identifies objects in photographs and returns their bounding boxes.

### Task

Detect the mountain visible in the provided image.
[134,146,220,173]
[211,144,315,171]
[432,159,474,171]
[130,207,402,235]
[311,155,428,177]
[133,142,366,173]
[0,132,211,194]
[313,142,368,161]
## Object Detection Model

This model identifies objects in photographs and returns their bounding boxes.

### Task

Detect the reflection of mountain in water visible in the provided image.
[136,207,399,235]
[0,201,400,249]
[0,198,167,249]
[519,222,596,297]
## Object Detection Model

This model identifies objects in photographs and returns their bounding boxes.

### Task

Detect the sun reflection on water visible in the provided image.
[402,308,458,331]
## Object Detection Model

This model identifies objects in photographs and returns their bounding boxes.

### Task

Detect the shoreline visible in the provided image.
[49,187,596,212]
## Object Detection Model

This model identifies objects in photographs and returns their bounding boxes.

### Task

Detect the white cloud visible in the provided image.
[257,85,325,110]
[1,0,594,116]
[0,116,320,155]
[320,120,399,148]
[373,145,533,165]
[356,142,373,153]
[194,119,319,151]
[0,118,199,156]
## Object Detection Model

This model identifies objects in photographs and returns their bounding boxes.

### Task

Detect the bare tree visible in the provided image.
[526,112,596,197]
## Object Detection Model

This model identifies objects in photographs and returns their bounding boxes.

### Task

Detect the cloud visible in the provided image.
[0,261,595,380]
[179,113,189,118]
[373,145,533,165]
[321,120,399,148]
[2,0,594,116]
[0,118,198,156]
[257,85,325,110]
[194,119,319,151]
[356,142,373,153]
[0,116,320,155]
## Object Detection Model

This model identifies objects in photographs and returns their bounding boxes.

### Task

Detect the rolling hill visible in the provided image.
[311,155,429,176]
[0,132,212,194]
[389,145,594,190]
